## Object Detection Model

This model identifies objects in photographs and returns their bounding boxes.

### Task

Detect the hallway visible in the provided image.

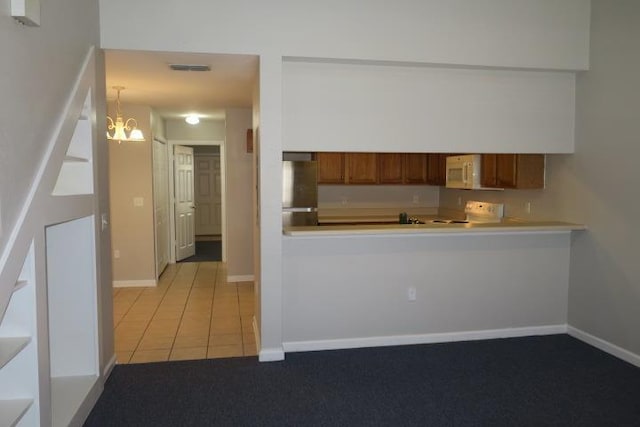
[113,262,256,364]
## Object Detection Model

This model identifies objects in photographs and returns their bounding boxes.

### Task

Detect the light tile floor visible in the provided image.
[113,262,257,364]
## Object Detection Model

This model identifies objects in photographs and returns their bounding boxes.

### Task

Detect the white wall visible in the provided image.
[108,104,156,283]
[166,119,226,141]
[283,232,570,348]
[439,0,640,358]
[99,0,591,361]
[151,109,166,141]
[0,0,101,257]
[224,108,254,279]
[99,0,590,70]
[561,1,640,356]
[283,61,576,153]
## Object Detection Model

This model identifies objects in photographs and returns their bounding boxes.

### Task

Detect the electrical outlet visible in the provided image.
[525,202,531,214]
[133,197,144,207]
[412,195,420,204]
[407,287,417,302]
[341,196,348,205]
[114,249,120,259]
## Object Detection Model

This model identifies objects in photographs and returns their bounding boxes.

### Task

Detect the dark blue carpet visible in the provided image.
[179,241,221,262]
[84,335,640,426]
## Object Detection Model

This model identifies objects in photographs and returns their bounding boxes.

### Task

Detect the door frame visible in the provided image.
[152,137,170,278]
[168,139,226,263]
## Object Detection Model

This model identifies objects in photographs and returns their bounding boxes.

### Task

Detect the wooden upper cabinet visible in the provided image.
[316,152,345,184]
[481,154,498,187]
[481,154,545,189]
[315,151,542,188]
[403,153,428,184]
[510,154,545,189]
[426,153,448,186]
[378,153,404,184]
[347,153,378,184]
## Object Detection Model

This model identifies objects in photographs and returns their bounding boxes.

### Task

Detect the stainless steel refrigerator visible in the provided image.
[282,160,318,227]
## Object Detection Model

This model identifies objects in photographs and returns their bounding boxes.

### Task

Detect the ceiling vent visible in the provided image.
[169,64,211,72]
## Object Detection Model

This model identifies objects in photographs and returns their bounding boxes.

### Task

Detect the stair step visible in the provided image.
[0,337,31,370]
[13,280,28,292]
[0,398,33,427]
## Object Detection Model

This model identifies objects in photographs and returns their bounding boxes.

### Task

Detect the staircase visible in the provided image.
[0,47,106,427]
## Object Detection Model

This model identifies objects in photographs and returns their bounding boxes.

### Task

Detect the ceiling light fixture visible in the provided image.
[107,86,145,143]
[185,114,200,125]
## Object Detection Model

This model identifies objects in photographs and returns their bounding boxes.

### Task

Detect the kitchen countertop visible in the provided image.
[284,216,585,236]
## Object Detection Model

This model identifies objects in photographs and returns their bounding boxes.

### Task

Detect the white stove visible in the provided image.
[464,201,504,223]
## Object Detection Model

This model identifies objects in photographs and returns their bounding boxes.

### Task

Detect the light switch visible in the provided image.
[133,197,144,207]
[101,213,109,231]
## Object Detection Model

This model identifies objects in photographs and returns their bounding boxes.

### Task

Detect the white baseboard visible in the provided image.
[259,347,285,362]
[102,353,117,379]
[283,324,568,353]
[113,279,157,288]
[69,376,103,427]
[227,274,254,283]
[255,316,285,361]
[568,326,640,368]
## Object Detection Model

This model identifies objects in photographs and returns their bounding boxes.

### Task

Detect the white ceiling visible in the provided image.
[105,50,258,120]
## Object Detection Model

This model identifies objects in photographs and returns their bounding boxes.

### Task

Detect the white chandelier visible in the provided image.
[107,86,145,143]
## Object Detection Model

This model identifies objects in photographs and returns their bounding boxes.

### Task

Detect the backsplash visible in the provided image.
[439,154,576,222]
[439,188,547,220]
[319,185,439,209]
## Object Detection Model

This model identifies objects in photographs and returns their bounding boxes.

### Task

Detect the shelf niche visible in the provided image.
[45,215,99,427]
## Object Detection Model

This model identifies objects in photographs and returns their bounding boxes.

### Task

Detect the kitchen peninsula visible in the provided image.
[281,217,584,353]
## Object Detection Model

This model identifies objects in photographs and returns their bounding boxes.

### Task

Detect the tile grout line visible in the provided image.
[113,287,145,330]
[167,262,201,361]
[117,262,254,363]
[127,265,182,363]
[205,262,220,354]
[237,281,247,355]
[113,288,145,363]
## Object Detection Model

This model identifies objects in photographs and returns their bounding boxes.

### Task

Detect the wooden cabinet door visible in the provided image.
[513,154,545,189]
[347,153,378,184]
[481,154,499,187]
[403,153,428,184]
[378,153,404,184]
[316,152,345,184]
[482,154,545,189]
[426,154,448,186]
[496,154,518,188]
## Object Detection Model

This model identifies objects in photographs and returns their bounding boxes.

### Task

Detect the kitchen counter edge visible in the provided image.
[283,221,586,237]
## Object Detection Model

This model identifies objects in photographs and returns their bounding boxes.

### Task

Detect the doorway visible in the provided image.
[169,141,226,264]
[106,50,258,364]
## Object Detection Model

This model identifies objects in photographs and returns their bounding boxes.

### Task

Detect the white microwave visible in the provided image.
[445,154,499,190]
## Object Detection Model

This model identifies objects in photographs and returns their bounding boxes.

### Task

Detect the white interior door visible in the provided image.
[174,145,196,261]
[153,139,170,276]
[194,154,222,235]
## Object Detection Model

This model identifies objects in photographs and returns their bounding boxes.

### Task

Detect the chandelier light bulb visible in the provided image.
[106,86,145,143]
